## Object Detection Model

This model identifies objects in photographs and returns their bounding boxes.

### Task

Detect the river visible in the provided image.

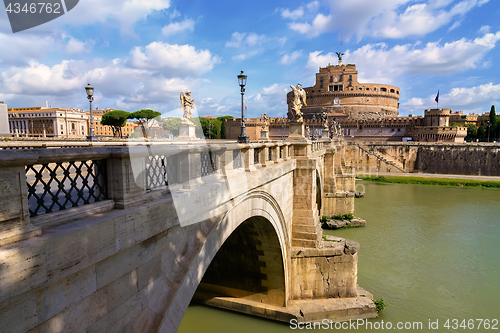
[178,182,500,332]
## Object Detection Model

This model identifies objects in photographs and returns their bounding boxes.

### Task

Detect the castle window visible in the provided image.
[330,76,333,82]
[329,85,343,92]
[390,89,395,93]
[380,87,387,92]
[349,75,352,81]
[374,87,377,91]
[366,88,370,90]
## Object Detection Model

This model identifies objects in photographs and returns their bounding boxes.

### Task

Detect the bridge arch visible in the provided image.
[158,189,289,332]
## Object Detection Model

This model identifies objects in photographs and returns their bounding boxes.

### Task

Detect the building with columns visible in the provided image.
[8,107,88,138]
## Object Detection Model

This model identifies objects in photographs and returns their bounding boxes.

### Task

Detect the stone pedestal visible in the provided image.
[178,122,196,139]
[286,121,309,143]
[259,130,270,141]
[0,103,11,137]
[321,126,330,139]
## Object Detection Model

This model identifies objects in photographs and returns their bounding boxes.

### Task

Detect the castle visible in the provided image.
[288,63,400,121]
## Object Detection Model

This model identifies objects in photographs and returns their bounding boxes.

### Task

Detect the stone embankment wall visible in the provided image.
[346,143,500,176]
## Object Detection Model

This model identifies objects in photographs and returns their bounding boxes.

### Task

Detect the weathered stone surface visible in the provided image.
[36,265,96,322]
[0,292,38,333]
[30,288,108,333]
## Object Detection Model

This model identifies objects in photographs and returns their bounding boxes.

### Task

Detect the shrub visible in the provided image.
[374,298,387,313]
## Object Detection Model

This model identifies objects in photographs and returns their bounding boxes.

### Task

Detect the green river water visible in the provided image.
[178,182,500,332]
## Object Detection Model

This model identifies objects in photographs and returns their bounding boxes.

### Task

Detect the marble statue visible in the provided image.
[306,126,311,138]
[289,84,307,122]
[261,113,269,131]
[180,91,195,124]
[321,111,328,129]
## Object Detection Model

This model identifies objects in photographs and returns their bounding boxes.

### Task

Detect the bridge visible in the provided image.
[0,138,376,332]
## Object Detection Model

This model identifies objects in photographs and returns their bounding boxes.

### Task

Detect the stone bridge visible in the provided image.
[0,139,376,333]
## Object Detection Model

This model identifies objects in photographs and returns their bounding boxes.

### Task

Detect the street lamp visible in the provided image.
[85,83,98,142]
[208,121,211,139]
[311,114,316,140]
[237,71,250,143]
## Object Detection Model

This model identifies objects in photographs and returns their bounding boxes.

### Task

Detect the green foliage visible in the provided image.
[450,122,461,127]
[128,109,161,121]
[217,116,234,139]
[321,216,330,223]
[477,125,486,138]
[374,298,387,313]
[128,109,161,138]
[333,213,354,221]
[464,123,478,139]
[199,117,222,139]
[162,117,182,136]
[101,110,130,137]
[357,175,500,188]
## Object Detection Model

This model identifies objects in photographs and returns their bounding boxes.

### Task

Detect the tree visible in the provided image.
[162,117,182,137]
[489,105,498,139]
[464,123,478,140]
[101,110,131,138]
[198,117,222,139]
[217,116,234,139]
[477,122,486,138]
[128,109,161,138]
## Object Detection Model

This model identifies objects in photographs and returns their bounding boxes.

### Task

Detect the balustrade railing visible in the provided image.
[26,159,108,217]
[0,141,299,222]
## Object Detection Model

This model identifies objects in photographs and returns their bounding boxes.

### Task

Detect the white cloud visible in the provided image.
[0,32,56,64]
[162,18,195,36]
[285,0,490,39]
[225,32,267,48]
[479,25,491,34]
[64,37,94,56]
[55,0,172,35]
[225,32,247,48]
[402,83,500,113]
[281,8,304,20]
[129,42,220,77]
[280,50,302,65]
[307,32,500,83]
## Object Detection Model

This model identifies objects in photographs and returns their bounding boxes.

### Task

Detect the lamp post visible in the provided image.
[237,71,250,143]
[85,83,98,142]
[208,120,211,139]
[311,114,316,140]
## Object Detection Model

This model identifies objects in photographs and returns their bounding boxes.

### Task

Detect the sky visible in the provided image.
[0,0,499,119]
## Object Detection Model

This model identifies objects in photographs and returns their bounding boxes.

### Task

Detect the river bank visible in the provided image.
[356,174,500,188]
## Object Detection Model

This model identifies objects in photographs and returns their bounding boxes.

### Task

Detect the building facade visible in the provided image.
[8,107,88,138]
[288,63,400,121]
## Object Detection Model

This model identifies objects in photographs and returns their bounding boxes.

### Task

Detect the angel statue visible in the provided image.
[261,113,269,131]
[321,111,328,129]
[289,84,307,122]
[180,91,195,124]
[306,126,311,138]
[335,52,344,63]
[331,119,338,136]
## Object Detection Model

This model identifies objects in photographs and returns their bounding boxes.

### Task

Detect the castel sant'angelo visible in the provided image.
[225,57,468,142]
[288,62,400,121]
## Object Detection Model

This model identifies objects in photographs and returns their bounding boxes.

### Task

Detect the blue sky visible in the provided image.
[1,0,499,118]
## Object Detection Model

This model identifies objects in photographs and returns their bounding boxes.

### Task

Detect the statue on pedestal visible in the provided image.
[331,119,339,136]
[261,113,269,131]
[289,84,307,122]
[321,111,329,130]
[306,126,311,138]
[180,91,195,124]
